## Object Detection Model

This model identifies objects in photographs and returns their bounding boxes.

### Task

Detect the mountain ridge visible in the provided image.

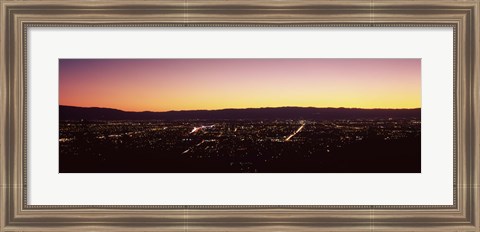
[60,105,421,121]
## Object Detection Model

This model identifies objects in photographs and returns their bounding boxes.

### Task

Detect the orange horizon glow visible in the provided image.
[59,59,421,112]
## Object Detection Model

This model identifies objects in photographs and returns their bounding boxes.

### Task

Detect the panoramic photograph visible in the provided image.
[59,59,421,173]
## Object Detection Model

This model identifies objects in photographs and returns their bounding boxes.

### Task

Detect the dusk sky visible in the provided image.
[59,59,421,112]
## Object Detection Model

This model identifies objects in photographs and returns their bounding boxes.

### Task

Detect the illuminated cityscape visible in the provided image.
[59,58,421,173]
[59,117,421,173]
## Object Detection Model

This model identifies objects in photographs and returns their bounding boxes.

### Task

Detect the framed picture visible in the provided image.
[1,0,478,231]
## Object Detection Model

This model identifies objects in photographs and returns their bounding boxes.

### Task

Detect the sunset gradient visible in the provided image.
[59,59,421,112]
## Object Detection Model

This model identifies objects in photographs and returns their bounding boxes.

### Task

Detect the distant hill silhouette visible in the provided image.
[59,105,421,121]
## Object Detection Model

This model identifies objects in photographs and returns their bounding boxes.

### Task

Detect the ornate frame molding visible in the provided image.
[1,0,478,231]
